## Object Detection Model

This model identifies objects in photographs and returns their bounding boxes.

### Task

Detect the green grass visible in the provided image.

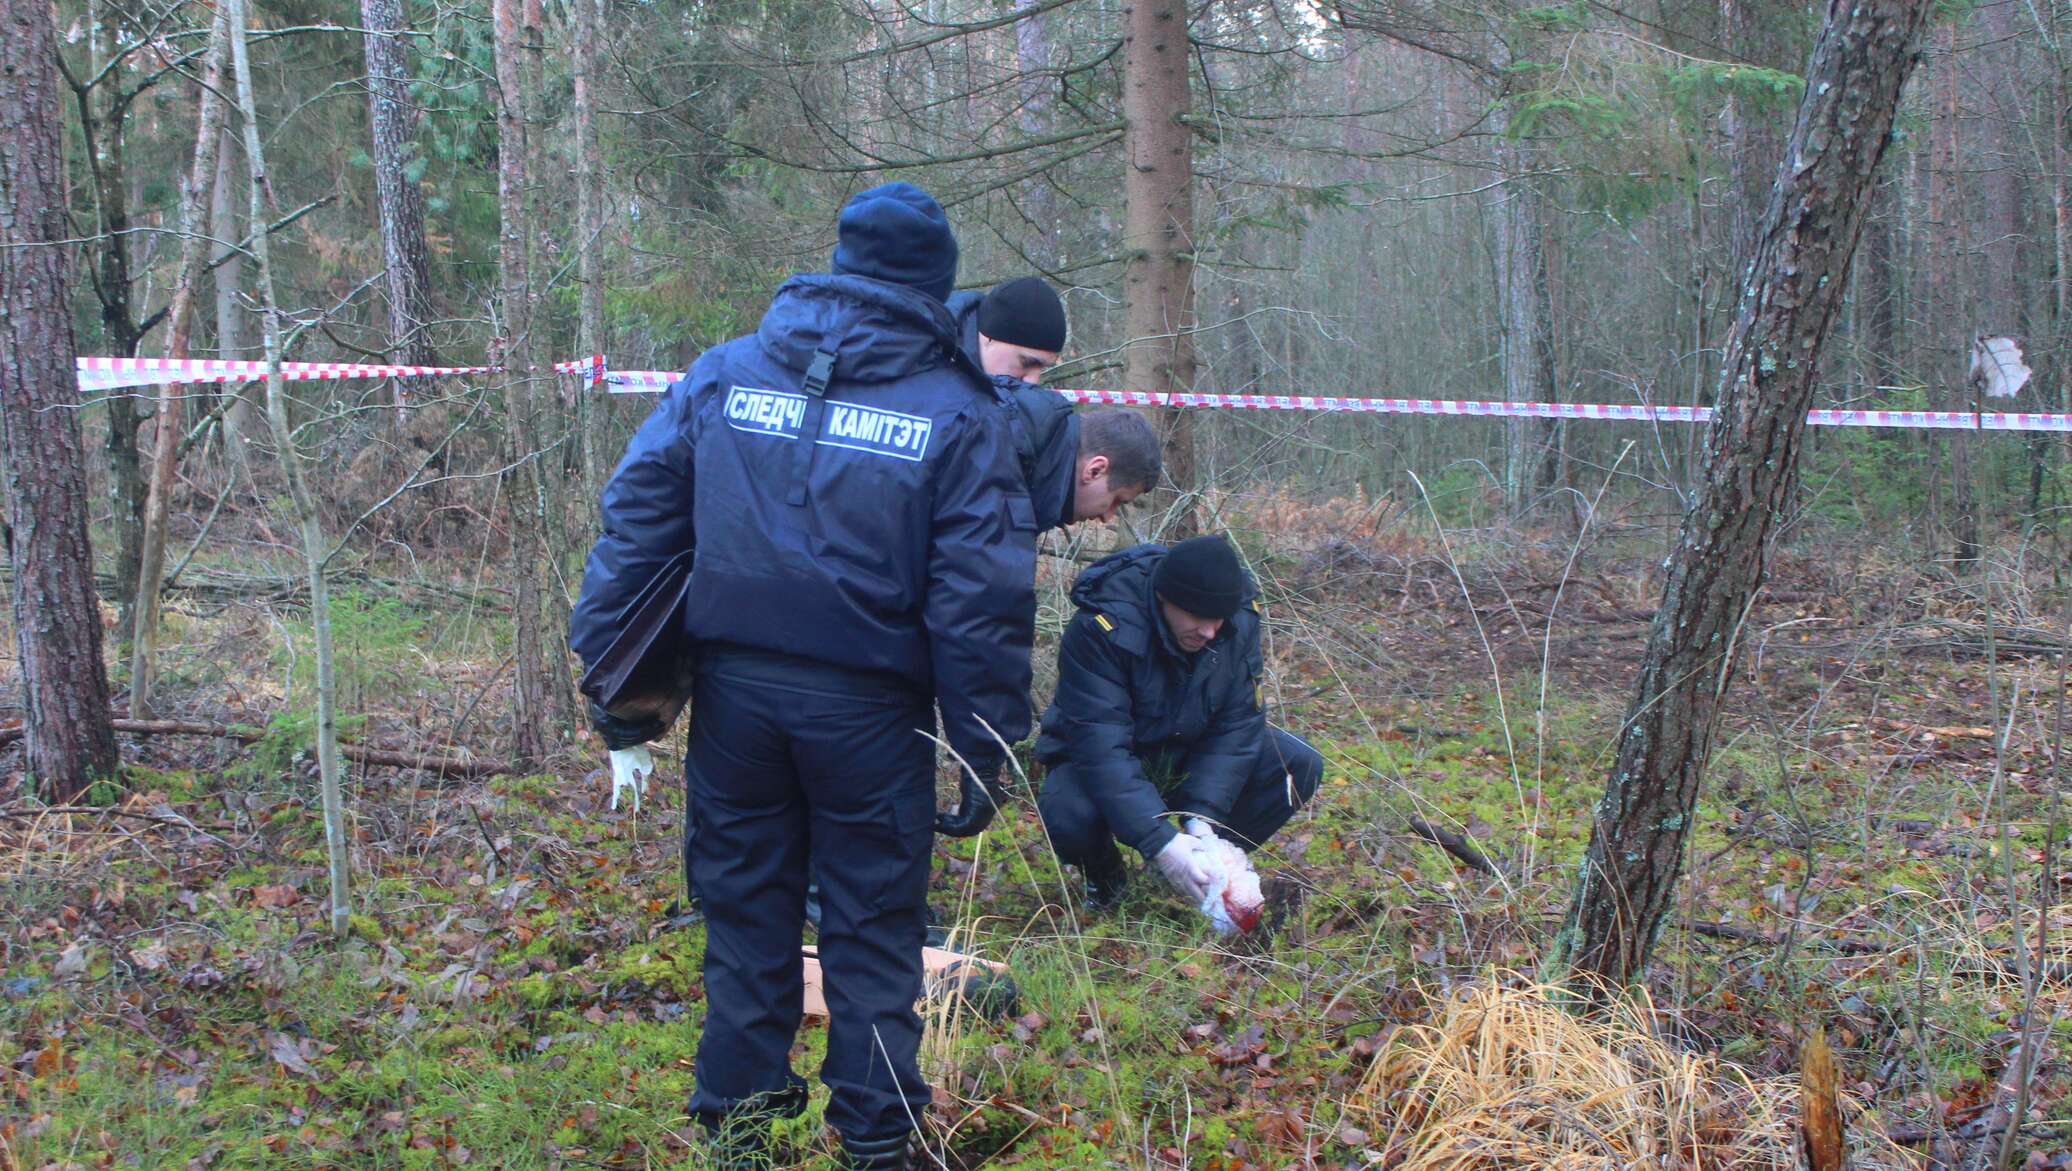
[10,609,2071,1167]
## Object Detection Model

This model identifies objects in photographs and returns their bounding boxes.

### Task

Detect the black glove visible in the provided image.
[589,701,666,751]
[934,764,1008,837]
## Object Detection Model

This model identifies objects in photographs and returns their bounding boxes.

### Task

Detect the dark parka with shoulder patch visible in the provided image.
[1033,544,1268,859]
[569,274,1038,777]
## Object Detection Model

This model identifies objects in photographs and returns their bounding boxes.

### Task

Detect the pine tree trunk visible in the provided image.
[228,0,351,936]
[2,0,122,801]
[1549,0,1933,995]
[494,0,550,768]
[131,6,231,719]
[1122,0,1199,532]
[360,0,434,371]
[1488,121,1559,519]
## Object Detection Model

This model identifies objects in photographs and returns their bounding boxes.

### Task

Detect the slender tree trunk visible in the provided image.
[521,0,579,733]
[1015,0,1060,266]
[70,44,149,640]
[213,128,259,472]
[1861,178,1900,396]
[360,0,434,371]
[1932,23,1981,569]
[1488,118,1558,518]
[573,0,606,495]
[1974,0,2028,522]
[494,0,551,768]
[1548,0,1933,995]
[228,0,351,936]
[1,0,122,801]
[131,7,231,718]
[1122,0,1198,530]
[2053,11,2071,507]
[1721,0,1792,280]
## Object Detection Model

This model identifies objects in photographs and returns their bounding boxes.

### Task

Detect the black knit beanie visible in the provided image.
[1152,536,1246,620]
[831,182,958,303]
[977,277,1068,352]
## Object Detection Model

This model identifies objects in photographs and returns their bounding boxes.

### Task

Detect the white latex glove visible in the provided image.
[609,746,654,813]
[1154,833,1215,902]
[1185,817,1263,935]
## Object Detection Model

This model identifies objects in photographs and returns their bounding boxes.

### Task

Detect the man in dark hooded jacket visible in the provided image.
[944,276,1158,534]
[1034,536,1323,911]
[569,182,1035,1171]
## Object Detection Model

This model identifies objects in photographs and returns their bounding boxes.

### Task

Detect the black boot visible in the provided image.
[1081,839,1130,913]
[843,1133,915,1170]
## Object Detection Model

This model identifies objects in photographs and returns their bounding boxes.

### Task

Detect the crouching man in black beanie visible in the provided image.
[1033,535,1323,913]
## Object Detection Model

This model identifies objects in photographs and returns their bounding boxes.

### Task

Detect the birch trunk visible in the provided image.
[228,0,352,936]
[131,6,231,718]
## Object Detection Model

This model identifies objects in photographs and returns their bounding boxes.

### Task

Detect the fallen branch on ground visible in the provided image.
[1683,919,1890,955]
[0,717,511,781]
[0,805,239,831]
[1404,817,1499,875]
[1894,620,2072,661]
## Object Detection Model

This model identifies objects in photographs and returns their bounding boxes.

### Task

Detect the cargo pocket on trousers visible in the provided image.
[849,787,936,919]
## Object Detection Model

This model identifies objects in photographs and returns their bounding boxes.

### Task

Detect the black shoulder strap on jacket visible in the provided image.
[784,347,838,507]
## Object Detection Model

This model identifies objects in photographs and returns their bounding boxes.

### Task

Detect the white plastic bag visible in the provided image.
[1183,818,1264,935]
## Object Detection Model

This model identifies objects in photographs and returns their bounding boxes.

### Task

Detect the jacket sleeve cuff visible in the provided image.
[960,753,1004,787]
[590,702,665,751]
[1133,817,1178,860]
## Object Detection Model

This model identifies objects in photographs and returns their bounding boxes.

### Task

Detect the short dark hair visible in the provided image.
[1078,409,1161,492]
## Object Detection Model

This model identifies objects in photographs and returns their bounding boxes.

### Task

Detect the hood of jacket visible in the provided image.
[757,273,967,385]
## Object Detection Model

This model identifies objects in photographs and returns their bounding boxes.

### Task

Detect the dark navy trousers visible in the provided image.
[683,649,934,1145]
[1038,725,1324,865]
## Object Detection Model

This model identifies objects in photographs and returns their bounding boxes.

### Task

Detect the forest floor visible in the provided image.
[5,499,2072,1169]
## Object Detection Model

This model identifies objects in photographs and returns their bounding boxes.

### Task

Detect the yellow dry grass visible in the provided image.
[1351,979,1921,1171]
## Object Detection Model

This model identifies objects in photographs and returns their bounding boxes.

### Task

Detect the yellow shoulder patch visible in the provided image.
[1249,598,1261,614]
[1093,613,1115,633]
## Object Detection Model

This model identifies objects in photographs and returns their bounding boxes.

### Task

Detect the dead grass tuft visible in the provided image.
[1352,978,1921,1171]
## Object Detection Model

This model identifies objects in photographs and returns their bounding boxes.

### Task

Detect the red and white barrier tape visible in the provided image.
[605,372,2072,433]
[73,355,2072,433]
[1054,388,2072,433]
[78,355,603,392]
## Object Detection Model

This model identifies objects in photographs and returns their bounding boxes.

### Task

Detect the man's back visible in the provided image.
[574,273,1036,738]
[569,181,1040,1171]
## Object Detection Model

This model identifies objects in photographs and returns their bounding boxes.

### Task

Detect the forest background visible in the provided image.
[9,0,2072,1167]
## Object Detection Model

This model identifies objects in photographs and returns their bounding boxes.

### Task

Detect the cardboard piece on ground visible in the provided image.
[799,945,1007,1020]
